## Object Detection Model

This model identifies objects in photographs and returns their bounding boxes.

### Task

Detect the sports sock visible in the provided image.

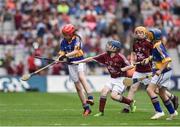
[99,96,107,112]
[164,99,175,114]
[120,96,132,105]
[151,96,162,112]
[83,103,90,110]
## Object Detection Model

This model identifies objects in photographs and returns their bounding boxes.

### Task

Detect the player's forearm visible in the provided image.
[130,52,136,64]
[65,50,79,57]
[74,57,94,64]
[121,65,134,72]
[141,56,153,65]
[148,56,153,61]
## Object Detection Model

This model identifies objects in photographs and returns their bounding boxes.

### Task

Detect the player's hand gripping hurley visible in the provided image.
[122,58,153,86]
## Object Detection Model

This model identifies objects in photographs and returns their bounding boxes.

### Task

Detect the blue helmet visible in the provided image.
[106,40,123,52]
[149,28,162,41]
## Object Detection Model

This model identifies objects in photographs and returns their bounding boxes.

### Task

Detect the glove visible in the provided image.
[59,55,67,61]
[59,55,71,63]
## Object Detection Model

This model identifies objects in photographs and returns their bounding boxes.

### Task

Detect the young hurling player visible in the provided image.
[145,28,178,120]
[57,24,94,116]
[122,26,179,113]
[73,40,136,116]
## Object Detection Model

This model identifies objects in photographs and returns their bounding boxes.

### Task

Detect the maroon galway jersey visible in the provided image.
[93,52,130,78]
[133,39,153,72]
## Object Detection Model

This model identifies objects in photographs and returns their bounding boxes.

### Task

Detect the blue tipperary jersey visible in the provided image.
[59,36,84,62]
[152,41,171,70]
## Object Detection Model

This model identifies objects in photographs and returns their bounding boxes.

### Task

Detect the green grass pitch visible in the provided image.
[0,91,179,126]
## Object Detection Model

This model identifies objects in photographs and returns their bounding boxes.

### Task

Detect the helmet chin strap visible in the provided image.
[106,51,111,55]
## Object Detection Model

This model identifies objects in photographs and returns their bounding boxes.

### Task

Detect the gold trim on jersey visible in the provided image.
[154,57,171,70]
[162,57,172,63]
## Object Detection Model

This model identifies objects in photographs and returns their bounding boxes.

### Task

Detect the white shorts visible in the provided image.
[132,71,152,85]
[68,63,86,82]
[105,77,126,94]
[150,70,172,88]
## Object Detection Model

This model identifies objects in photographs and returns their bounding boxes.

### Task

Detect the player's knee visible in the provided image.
[154,88,159,94]
[78,75,85,83]
[147,88,157,98]
[146,86,152,95]
[78,72,86,81]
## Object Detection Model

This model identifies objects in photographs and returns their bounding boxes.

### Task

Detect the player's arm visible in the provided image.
[141,55,153,65]
[121,54,135,71]
[72,57,95,64]
[72,53,106,64]
[56,50,66,62]
[65,40,83,58]
[65,49,79,57]
[155,45,172,75]
[130,52,137,64]
[57,42,81,61]
[56,41,67,61]
[120,64,135,72]
[57,49,80,63]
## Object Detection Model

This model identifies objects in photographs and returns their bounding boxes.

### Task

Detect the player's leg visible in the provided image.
[159,87,178,120]
[122,82,140,113]
[126,72,143,100]
[111,91,135,107]
[155,88,179,110]
[111,83,136,113]
[122,71,151,113]
[165,90,179,110]
[74,81,91,116]
[94,86,110,117]
[127,82,140,101]
[158,70,178,120]
[146,83,164,120]
[68,64,91,116]
[78,63,94,105]
[79,71,94,105]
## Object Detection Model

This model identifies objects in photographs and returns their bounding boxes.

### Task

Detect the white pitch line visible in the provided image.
[53,123,62,126]
[0,108,177,112]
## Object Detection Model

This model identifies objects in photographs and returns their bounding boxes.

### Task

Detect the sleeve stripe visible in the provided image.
[156,44,166,58]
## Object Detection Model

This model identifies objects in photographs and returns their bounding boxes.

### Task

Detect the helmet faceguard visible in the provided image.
[149,28,162,42]
[134,26,147,40]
